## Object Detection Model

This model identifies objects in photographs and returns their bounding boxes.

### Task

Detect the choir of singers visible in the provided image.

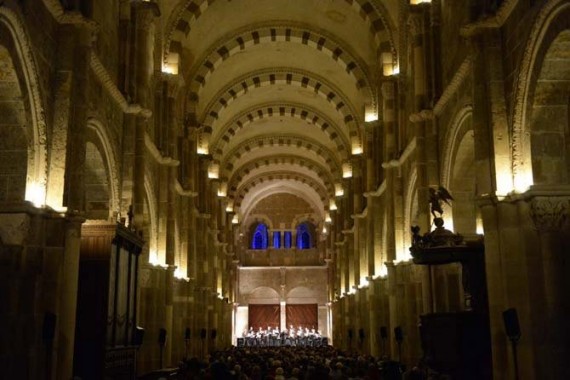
[241,325,324,347]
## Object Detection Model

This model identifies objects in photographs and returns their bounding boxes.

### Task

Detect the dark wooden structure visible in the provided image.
[410,218,492,380]
[74,223,144,380]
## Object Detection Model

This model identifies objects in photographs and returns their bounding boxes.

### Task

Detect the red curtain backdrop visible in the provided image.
[248,304,280,330]
[286,304,318,329]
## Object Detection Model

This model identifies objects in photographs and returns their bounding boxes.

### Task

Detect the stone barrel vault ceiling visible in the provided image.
[162,0,397,225]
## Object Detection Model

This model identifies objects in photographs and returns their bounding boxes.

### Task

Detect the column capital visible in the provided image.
[407,11,425,37]
[529,196,570,232]
[132,5,159,35]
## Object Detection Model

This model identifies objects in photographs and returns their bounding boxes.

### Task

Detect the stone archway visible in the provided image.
[0,8,47,207]
[529,30,570,185]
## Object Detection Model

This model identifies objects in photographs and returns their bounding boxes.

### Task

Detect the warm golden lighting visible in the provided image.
[395,246,412,263]
[335,183,344,197]
[513,171,533,194]
[342,162,352,178]
[329,199,337,211]
[208,162,220,179]
[364,104,378,122]
[410,0,431,4]
[226,201,234,212]
[325,212,332,223]
[25,181,46,208]
[476,211,484,235]
[149,250,167,268]
[232,214,239,224]
[162,52,179,75]
[217,182,227,197]
[358,277,369,289]
[351,136,363,155]
[174,268,189,281]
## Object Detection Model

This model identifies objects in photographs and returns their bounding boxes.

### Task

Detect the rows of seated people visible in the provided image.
[176,346,450,379]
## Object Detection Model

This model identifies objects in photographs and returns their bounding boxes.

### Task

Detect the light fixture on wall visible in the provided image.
[208,162,220,179]
[226,201,234,212]
[381,52,399,76]
[231,214,239,224]
[25,181,46,208]
[364,104,378,123]
[335,183,344,197]
[329,199,337,211]
[162,53,179,75]
[342,162,352,178]
[351,137,363,155]
[410,0,431,4]
[217,182,227,197]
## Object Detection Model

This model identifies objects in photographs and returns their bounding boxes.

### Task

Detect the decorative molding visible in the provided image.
[87,118,121,214]
[175,179,198,197]
[41,0,99,29]
[511,0,570,188]
[382,138,417,169]
[90,53,151,116]
[1,6,49,201]
[409,109,433,123]
[460,0,520,37]
[433,56,474,116]
[144,133,179,166]
[440,105,474,189]
[364,180,387,198]
[529,196,569,232]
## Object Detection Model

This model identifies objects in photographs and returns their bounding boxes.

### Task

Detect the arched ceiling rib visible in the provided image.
[220,135,342,178]
[184,23,374,96]
[165,0,397,65]
[194,68,360,135]
[209,102,351,160]
[227,157,337,196]
[238,180,325,221]
[233,171,329,208]
[161,0,397,225]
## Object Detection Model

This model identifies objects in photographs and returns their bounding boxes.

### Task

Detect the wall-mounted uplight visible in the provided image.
[325,212,332,223]
[335,183,344,197]
[162,52,179,75]
[410,0,431,4]
[381,52,400,76]
[351,136,363,155]
[25,181,46,208]
[226,201,234,212]
[174,268,189,281]
[208,162,220,179]
[231,214,239,224]
[329,199,337,211]
[217,182,227,197]
[364,104,378,123]
[342,162,353,178]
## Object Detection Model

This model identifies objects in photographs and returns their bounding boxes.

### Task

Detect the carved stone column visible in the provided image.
[529,196,570,378]
[55,22,92,380]
[132,1,159,228]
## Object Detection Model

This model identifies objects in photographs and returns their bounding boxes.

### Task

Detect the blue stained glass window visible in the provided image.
[251,223,268,249]
[296,223,312,249]
[284,231,292,248]
[273,231,281,248]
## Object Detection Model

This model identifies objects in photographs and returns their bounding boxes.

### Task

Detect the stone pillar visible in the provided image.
[55,21,92,379]
[386,262,398,359]
[56,216,84,380]
[408,9,431,232]
[132,1,159,227]
[529,196,570,378]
